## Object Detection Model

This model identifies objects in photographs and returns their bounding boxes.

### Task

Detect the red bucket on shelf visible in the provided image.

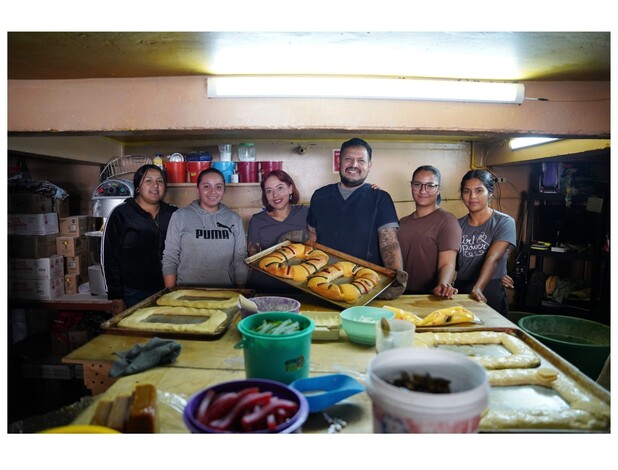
[260,161,283,180]
[237,161,259,183]
[187,161,212,183]
[165,161,187,183]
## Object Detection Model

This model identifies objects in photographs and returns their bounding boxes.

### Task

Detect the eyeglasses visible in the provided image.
[411,181,440,192]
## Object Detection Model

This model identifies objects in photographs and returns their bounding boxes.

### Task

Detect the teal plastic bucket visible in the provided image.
[518,315,610,380]
[236,312,315,384]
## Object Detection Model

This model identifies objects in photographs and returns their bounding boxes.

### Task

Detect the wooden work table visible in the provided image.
[10,292,123,315]
[63,294,519,433]
[62,294,514,394]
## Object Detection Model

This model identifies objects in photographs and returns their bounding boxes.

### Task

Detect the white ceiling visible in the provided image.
[7,32,610,82]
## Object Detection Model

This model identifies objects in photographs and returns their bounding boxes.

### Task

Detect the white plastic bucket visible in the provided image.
[366,348,489,433]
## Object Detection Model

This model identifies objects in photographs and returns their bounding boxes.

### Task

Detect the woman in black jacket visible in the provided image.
[103,164,177,310]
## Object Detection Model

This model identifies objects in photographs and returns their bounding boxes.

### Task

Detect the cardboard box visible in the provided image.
[56,235,89,257]
[8,191,70,217]
[59,215,98,236]
[64,274,87,295]
[9,277,65,300]
[8,212,59,236]
[8,234,60,259]
[64,255,89,276]
[10,255,65,280]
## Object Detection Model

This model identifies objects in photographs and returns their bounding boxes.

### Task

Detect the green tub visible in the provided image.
[518,315,610,380]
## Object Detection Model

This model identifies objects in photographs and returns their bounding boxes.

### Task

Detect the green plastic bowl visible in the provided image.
[340,306,395,345]
[518,314,610,379]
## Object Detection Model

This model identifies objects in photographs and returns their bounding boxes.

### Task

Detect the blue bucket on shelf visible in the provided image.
[212,161,235,183]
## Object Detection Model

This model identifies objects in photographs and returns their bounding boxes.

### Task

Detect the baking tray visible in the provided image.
[418,327,610,432]
[244,240,396,309]
[100,287,254,340]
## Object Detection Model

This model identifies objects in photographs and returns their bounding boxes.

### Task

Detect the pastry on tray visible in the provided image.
[119,306,228,334]
[156,289,239,309]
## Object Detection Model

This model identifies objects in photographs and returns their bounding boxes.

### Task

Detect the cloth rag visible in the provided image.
[109,337,182,378]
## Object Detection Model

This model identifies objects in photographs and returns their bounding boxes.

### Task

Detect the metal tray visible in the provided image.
[100,287,254,340]
[244,240,396,309]
[418,327,610,432]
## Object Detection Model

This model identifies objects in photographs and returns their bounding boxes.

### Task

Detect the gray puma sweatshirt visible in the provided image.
[162,200,248,287]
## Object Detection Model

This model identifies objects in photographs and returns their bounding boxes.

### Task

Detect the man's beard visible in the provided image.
[340,171,366,188]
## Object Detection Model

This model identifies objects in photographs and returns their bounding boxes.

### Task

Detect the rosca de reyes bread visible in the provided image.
[118,306,227,334]
[258,243,330,282]
[307,261,380,302]
[156,289,239,310]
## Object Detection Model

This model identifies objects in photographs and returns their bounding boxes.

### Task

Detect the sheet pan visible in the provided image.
[100,287,254,340]
[244,240,396,309]
[418,327,610,432]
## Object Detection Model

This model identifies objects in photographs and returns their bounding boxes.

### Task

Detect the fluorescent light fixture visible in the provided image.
[208,76,525,104]
[509,137,560,150]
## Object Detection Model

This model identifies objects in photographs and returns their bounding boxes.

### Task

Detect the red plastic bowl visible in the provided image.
[183,378,309,433]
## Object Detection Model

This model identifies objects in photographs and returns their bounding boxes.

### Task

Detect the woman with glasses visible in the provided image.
[398,165,461,298]
[455,169,516,316]
[162,167,248,288]
[103,164,178,309]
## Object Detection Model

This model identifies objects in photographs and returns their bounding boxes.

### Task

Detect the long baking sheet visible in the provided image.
[244,240,396,309]
[100,287,254,340]
[417,327,610,432]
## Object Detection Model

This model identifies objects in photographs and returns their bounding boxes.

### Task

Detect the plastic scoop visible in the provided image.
[238,295,258,314]
[290,374,365,413]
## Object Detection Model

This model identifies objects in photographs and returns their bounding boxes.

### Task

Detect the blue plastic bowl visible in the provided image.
[340,306,395,345]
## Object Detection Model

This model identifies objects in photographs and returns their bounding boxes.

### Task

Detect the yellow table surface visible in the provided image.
[63,294,514,369]
[66,294,516,433]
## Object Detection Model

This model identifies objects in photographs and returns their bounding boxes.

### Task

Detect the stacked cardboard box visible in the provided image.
[8,192,71,300]
[8,256,65,300]
[8,191,69,217]
[57,216,99,294]
[8,198,64,300]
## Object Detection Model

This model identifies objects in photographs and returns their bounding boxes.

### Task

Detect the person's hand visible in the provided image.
[502,274,514,289]
[469,286,487,304]
[277,229,309,244]
[370,183,381,190]
[378,269,408,300]
[432,282,458,299]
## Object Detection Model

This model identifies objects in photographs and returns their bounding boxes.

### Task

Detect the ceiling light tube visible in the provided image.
[509,137,560,150]
[208,76,525,104]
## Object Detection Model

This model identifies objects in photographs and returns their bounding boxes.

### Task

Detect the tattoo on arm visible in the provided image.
[378,227,403,271]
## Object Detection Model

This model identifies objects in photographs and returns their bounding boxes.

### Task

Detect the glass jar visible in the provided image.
[238,143,256,161]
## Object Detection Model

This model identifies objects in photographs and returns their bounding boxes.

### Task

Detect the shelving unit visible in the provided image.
[518,179,609,324]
